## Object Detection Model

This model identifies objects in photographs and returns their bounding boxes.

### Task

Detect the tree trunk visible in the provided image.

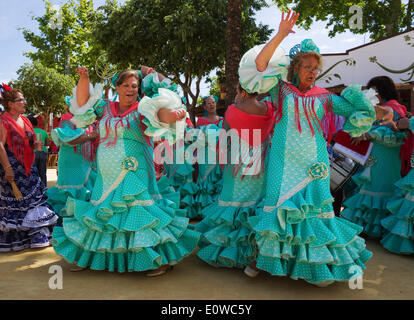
[224,0,242,108]
[385,0,402,36]
[405,0,413,30]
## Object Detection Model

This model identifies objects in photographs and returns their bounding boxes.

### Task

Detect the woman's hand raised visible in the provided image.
[277,10,300,38]
[76,67,89,80]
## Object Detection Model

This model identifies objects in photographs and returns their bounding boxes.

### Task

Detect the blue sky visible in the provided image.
[0,0,374,95]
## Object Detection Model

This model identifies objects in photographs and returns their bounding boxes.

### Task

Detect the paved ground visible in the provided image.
[0,169,413,300]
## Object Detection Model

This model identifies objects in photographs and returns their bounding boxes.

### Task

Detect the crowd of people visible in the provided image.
[0,11,412,287]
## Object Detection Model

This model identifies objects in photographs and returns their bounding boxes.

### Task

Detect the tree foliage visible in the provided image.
[272,0,413,40]
[93,0,272,120]
[20,0,104,83]
[12,62,75,130]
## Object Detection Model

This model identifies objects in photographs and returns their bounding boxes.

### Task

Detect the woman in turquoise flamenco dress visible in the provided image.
[195,83,275,269]
[243,11,392,286]
[194,96,224,217]
[46,112,98,222]
[163,117,200,219]
[51,67,200,276]
[341,76,408,238]
[381,116,414,254]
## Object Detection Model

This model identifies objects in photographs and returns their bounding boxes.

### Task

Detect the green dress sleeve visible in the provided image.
[67,83,107,129]
[238,44,289,94]
[138,88,187,144]
[141,72,178,98]
[330,84,376,137]
[50,120,85,147]
[368,111,408,146]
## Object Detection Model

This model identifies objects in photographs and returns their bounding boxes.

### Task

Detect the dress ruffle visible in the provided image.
[380,170,414,254]
[139,88,187,144]
[141,72,178,97]
[52,169,200,272]
[341,189,391,238]
[249,211,371,285]
[249,185,372,285]
[0,150,57,252]
[195,164,223,217]
[238,44,289,94]
[46,168,97,218]
[68,83,105,129]
[195,202,258,268]
[340,84,377,137]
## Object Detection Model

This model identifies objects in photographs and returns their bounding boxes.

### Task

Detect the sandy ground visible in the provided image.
[0,169,413,300]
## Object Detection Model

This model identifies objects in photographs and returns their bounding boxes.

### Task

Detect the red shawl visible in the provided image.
[0,112,35,176]
[196,116,222,127]
[272,82,337,145]
[225,101,275,146]
[219,101,275,178]
[384,100,412,177]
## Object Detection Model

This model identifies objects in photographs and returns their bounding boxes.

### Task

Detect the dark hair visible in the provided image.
[237,83,258,97]
[367,76,399,102]
[115,69,142,96]
[27,115,38,127]
[0,89,24,112]
[287,51,322,82]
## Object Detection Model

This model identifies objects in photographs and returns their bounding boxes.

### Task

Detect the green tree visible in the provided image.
[20,0,104,84]
[272,0,413,40]
[12,62,75,130]
[93,0,271,123]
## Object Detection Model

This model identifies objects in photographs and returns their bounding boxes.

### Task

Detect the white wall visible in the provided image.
[315,30,414,88]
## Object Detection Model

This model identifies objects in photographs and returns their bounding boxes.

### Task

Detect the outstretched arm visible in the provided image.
[76,67,90,108]
[255,10,299,72]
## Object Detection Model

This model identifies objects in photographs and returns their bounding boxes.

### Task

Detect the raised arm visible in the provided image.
[255,10,299,72]
[76,67,90,108]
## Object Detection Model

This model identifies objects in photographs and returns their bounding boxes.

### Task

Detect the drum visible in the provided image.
[328,146,358,193]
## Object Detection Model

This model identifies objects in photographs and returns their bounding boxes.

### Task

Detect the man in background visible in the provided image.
[28,115,50,186]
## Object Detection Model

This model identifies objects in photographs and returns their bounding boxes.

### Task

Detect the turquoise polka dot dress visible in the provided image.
[51,80,201,272]
[341,110,407,237]
[46,114,97,221]
[248,80,376,286]
[380,117,414,254]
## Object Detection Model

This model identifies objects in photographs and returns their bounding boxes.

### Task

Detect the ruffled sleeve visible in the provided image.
[50,121,85,147]
[141,72,178,98]
[238,44,289,94]
[331,84,376,137]
[138,88,186,144]
[368,124,407,147]
[67,83,107,128]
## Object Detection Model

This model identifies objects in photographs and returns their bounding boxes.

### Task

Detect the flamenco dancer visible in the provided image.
[341,76,408,238]
[194,96,224,217]
[46,110,99,222]
[380,115,414,254]
[195,83,276,269]
[51,67,200,276]
[244,11,392,286]
[0,84,58,252]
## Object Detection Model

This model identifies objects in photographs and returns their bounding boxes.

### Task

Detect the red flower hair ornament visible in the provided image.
[0,83,12,92]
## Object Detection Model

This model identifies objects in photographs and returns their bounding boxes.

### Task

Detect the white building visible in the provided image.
[316,28,414,111]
